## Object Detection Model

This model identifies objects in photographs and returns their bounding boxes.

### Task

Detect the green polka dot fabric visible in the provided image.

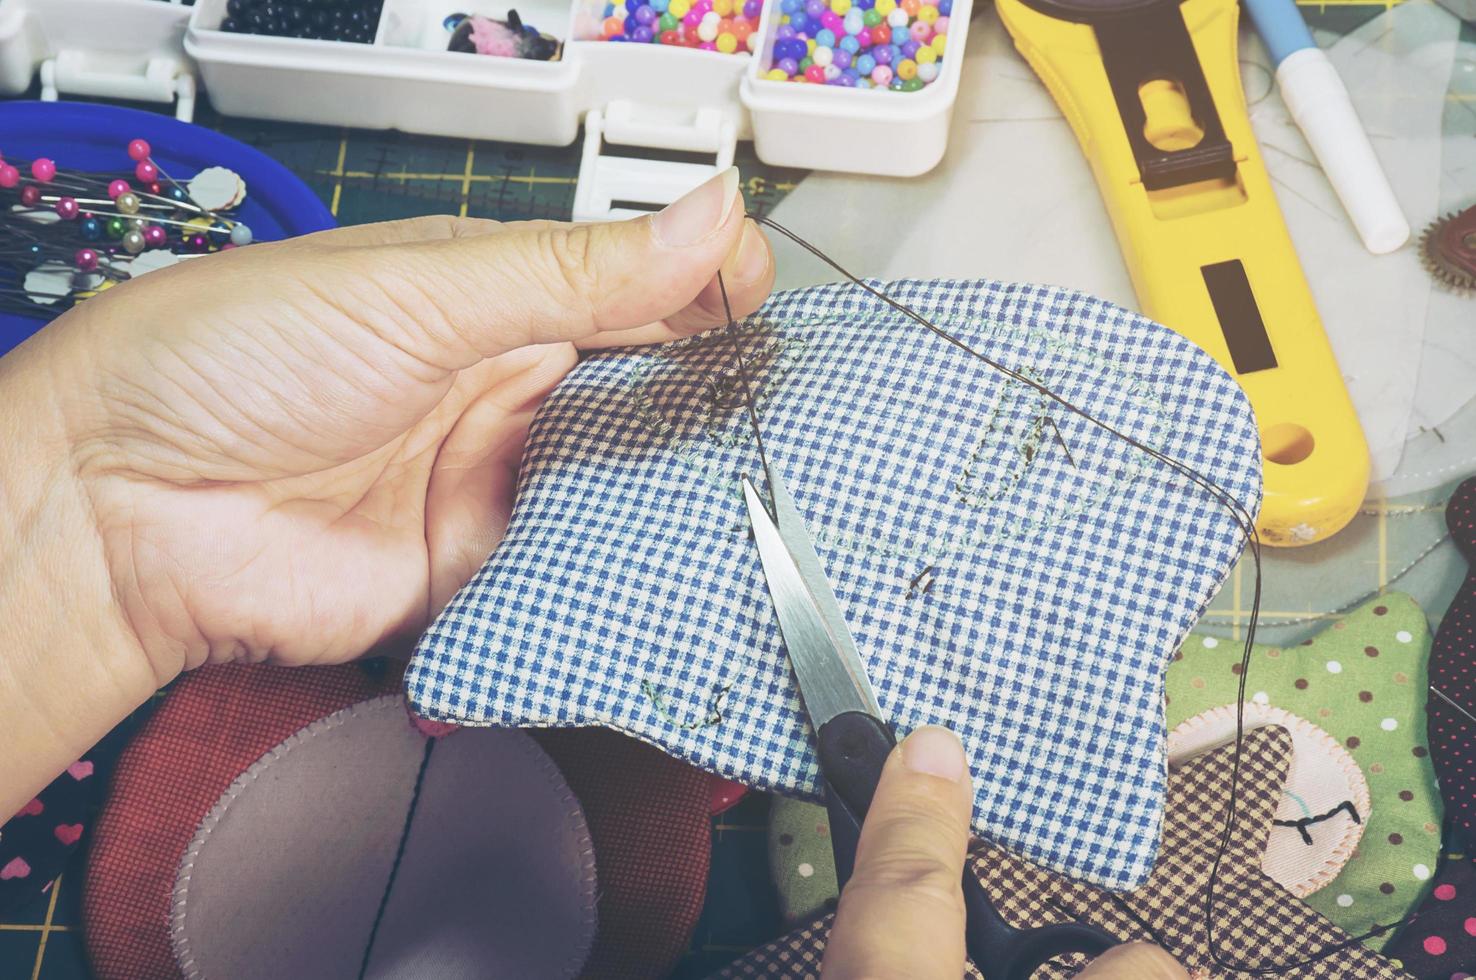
[768,796,838,926]
[1166,593,1443,947]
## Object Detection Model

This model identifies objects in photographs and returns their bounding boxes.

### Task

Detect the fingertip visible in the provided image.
[900,725,968,782]
[1077,942,1189,980]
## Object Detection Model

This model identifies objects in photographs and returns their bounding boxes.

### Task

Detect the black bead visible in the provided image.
[226,0,246,16]
[220,16,240,30]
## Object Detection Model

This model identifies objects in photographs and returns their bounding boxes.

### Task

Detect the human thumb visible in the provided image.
[822,726,974,979]
[345,166,758,370]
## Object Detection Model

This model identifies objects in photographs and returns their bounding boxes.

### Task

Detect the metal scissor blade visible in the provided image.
[742,474,883,729]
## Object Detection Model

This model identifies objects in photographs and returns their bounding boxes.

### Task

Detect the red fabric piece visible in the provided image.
[83,663,399,980]
[536,729,713,980]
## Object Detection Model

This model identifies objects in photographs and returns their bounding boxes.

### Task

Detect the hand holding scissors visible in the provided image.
[742,468,1185,979]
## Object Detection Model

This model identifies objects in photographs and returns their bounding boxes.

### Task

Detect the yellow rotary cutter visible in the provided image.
[995,0,1369,546]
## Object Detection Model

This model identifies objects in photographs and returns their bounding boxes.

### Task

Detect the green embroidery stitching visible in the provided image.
[631,311,1170,559]
[641,679,733,730]
[954,366,1050,506]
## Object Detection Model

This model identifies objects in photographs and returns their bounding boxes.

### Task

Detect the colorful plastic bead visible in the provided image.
[0,163,18,188]
[716,31,737,50]
[74,248,99,272]
[79,216,103,241]
[30,158,56,182]
[896,57,916,79]
[915,44,936,64]
[144,224,169,248]
[871,65,892,84]
[766,67,789,79]
[18,184,40,206]
[127,139,152,162]
[916,60,939,82]
[805,63,826,82]
[55,197,79,220]
[105,216,126,239]
[135,160,159,184]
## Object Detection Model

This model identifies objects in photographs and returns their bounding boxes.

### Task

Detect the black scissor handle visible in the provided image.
[962,872,1118,980]
[816,712,1120,980]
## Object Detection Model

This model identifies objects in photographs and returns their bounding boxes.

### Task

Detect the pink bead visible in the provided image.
[30,157,56,182]
[74,248,99,272]
[143,224,167,248]
[107,179,131,200]
[909,20,930,40]
[55,197,79,220]
[0,163,17,188]
[855,27,871,44]
[699,39,717,48]
[871,65,892,84]
[134,160,158,183]
[682,10,700,25]
[821,10,842,30]
[19,184,40,206]
[127,138,151,162]
[933,15,948,32]
[220,242,238,251]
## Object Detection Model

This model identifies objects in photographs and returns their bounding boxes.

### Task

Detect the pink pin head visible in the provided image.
[30,157,56,182]
[0,163,18,188]
[134,160,158,184]
[107,179,130,200]
[187,233,209,252]
[74,248,99,272]
[127,139,151,162]
[142,224,167,248]
[19,184,40,206]
[147,181,162,195]
[55,197,79,220]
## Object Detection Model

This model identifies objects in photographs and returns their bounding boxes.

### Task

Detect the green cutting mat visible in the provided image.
[0,5,1429,972]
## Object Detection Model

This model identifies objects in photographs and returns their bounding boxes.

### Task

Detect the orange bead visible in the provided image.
[901,0,921,14]
[603,15,624,34]
[718,16,733,32]
[731,18,754,39]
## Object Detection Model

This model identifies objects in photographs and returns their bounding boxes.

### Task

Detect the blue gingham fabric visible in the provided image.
[406,279,1262,890]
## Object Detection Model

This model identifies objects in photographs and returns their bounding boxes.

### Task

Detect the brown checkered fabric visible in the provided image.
[713,727,1408,978]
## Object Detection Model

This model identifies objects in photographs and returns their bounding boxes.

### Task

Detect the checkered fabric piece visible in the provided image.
[712,728,1406,979]
[406,278,1262,889]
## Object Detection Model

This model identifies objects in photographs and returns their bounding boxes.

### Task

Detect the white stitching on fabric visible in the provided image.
[169,697,600,980]
[169,697,406,980]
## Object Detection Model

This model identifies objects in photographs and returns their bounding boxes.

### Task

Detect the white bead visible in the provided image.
[697,19,718,39]
[823,63,840,79]
[229,223,253,246]
[811,45,833,66]
[887,8,908,26]
[916,61,938,82]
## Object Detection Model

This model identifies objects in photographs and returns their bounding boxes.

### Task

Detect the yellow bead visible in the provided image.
[670,0,690,13]
[897,58,917,79]
[931,33,946,53]
[766,67,789,79]
[830,0,851,12]
[875,0,896,14]
[806,37,816,52]
[713,0,733,14]
[716,31,738,51]
[918,4,938,21]
[915,45,936,64]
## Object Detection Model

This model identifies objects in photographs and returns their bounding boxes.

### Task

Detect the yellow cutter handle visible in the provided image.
[996,0,1369,546]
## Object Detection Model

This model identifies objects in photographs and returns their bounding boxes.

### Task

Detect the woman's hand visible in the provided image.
[820,725,1187,979]
[0,168,772,813]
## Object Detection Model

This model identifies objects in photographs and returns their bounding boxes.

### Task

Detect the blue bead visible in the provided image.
[815,27,835,46]
[782,0,801,12]
[777,56,800,73]
[168,186,188,202]
[79,217,102,241]
[26,243,42,257]
[839,34,859,51]
[857,77,872,88]
[625,14,638,30]
[855,52,875,73]
[789,13,809,31]
[608,33,627,39]
[652,0,669,11]
[938,0,951,12]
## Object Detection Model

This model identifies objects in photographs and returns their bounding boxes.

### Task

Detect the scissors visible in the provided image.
[741,466,1119,980]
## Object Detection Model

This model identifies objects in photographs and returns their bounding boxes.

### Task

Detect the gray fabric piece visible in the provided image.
[171,696,597,980]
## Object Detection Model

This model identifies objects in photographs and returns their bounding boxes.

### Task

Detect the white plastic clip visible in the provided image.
[572,99,737,222]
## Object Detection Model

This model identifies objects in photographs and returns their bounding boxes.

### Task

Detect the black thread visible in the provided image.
[1273,800,1362,846]
[358,736,436,980]
[738,215,1424,972]
[716,270,775,498]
